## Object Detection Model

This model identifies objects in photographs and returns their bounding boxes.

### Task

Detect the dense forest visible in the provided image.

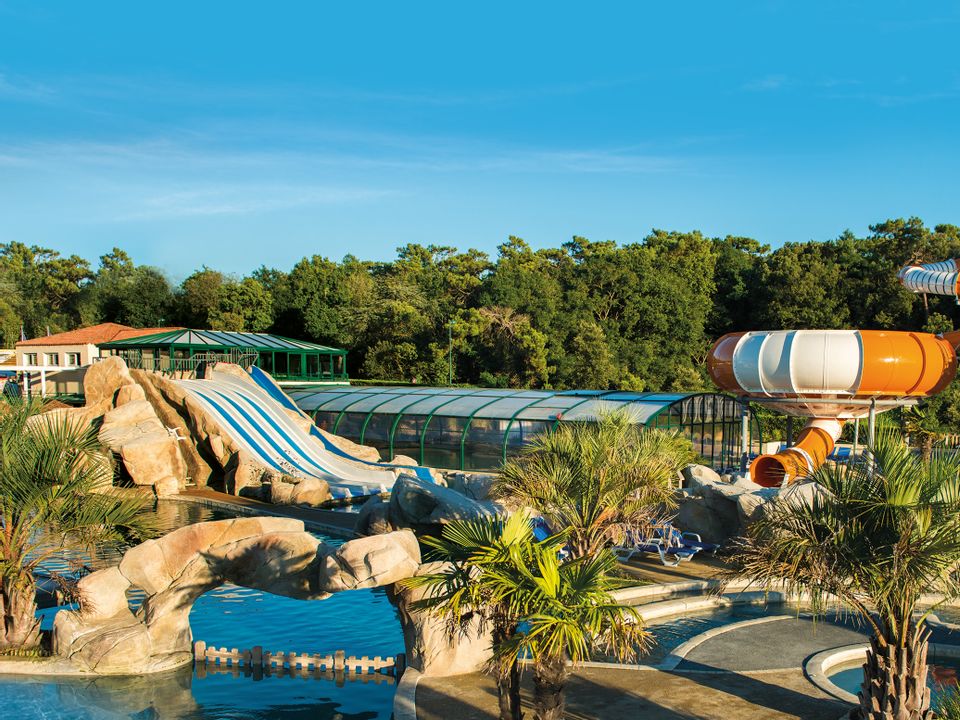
[4,217,960,428]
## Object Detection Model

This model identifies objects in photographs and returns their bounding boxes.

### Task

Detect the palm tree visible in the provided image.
[0,398,154,651]
[405,511,549,720]
[731,431,960,720]
[901,405,944,465]
[406,511,647,720]
[496,412,695,558]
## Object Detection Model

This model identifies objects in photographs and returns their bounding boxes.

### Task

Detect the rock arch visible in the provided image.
[53,517,421,674]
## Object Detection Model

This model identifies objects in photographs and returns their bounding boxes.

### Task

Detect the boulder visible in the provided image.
[224,450,269,496]
[387,561,493,677]
[130,370,216,487]
[119,434,187,489]
[355,495,394,536]
[736,488,779,526]
[153,476,181,497]
[681,464,722,492]
[318,530,421,592]
[84,356,136,405]
[76,567,132,620]
[290,477,332,506]
[115,383,146,406]
[777,479,832,509]
[268,476,296,505]
[389,475,501,528]
[444,472,497,500]
[676,496,735,545]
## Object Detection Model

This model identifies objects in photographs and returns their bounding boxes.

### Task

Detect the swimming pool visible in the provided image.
[1,500,402,719]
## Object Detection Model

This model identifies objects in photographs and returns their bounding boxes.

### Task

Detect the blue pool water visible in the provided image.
[0,500,401,719]
[830,659,960,705]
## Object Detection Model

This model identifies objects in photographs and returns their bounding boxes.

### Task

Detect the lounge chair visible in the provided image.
[654,522,720,555]
[612,531,698,567]
[530,517,573,560]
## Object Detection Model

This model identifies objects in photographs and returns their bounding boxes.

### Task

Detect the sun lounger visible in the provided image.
[654,523,720,555]
[612,532,698,567]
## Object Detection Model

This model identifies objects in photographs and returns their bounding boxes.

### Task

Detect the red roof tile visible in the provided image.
[16,323,184,347]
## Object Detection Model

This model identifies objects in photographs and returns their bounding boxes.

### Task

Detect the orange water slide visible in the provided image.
[707,329,957,486]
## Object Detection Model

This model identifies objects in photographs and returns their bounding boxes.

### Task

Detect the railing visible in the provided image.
[193,641,404,683]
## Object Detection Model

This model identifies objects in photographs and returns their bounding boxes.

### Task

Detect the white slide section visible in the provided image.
[898,259,960,298]
[178,373,400,499]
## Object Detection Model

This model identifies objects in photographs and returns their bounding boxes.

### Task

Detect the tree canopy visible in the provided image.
[5,218,960,419]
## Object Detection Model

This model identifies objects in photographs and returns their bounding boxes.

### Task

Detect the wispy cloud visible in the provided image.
[743,74,788,92]
[0,72,54,102]
[122,184,397,220]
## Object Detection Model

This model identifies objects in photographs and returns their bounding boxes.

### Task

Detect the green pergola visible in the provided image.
[99,329,348,382]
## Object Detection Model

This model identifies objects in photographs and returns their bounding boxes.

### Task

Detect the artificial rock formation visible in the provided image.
[387,561,494,677]
[675,463,824,543]
[53,518,422,675]
[388,475,503,530]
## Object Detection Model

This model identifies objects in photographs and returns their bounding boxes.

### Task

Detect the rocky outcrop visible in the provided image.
[318,530,421,592]
[388,475,503,530]
[130,370,216,487]
[675,464,821,543]
[444,471,498,500]
[387,562,493,677]
[98,400,187,496]
[83,357,136,406]
[53,517,422,675]
[355,495,394,536]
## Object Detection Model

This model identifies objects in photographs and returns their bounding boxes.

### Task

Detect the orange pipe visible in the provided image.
[750,419,843,487]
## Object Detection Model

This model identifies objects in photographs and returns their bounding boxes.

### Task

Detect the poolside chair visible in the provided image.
[612,530,698,567]
[530,517,572,560]
[653,522,720,555]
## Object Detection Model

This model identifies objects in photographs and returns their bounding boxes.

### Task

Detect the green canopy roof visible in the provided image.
[99,329,345,354]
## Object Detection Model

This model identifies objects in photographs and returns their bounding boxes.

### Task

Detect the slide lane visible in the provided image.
[179,376,398,498]
[247,366,436,482]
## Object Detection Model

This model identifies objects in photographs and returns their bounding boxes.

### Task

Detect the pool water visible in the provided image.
[0,500,401,719]
[830,659,960,705]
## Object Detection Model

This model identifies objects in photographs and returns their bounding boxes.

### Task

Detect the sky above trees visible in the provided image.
[1,2,959,277]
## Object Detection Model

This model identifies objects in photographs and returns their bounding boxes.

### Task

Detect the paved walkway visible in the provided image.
[417,667,850,720]
[416,612,866,719]
[618,553,730,586]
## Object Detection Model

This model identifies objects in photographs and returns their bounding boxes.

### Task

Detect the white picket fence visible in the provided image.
[193,641,404,682]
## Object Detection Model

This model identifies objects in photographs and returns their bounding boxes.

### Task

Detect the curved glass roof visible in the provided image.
[290,385,696,424]
[290,385,760,473]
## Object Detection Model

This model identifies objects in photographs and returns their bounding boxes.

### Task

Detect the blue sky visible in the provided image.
[1,1,959,278]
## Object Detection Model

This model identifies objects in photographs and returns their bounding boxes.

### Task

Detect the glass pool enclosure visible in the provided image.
[289,386,762,472]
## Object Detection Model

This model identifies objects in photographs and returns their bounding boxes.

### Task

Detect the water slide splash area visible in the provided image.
[177,367,434,499]
[708,329,957,487]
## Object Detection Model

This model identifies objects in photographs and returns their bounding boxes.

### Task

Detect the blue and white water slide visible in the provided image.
[178,368,433,499]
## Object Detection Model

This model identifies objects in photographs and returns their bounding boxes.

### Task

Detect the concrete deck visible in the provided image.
[618,552,730,586]
[417,667,850,720]
[416,611,867,719]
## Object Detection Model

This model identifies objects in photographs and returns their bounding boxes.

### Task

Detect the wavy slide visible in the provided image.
[178,369,432,499]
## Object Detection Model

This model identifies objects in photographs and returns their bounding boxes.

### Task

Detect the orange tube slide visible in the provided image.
[750,418,843,487]
[707,329,958,486]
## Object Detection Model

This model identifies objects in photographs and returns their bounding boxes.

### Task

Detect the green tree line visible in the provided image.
[4,217,960,401]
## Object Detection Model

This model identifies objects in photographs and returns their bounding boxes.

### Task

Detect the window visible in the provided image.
[45,353,60,366]
[24,353,37,365]
[66,352,80,366]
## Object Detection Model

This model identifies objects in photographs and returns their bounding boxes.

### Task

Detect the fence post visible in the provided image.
[194,640,206,664]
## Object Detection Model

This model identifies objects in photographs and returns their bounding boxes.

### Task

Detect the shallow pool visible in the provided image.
[1,500,401,719]
[829,658,960,707]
